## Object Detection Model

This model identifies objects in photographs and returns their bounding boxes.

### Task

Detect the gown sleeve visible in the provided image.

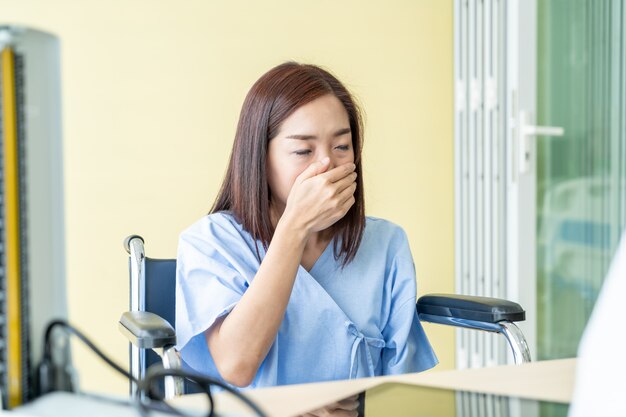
[380,230,438,374]
[174,218,250,354]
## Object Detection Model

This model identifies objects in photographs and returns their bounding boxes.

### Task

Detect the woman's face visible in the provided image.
[267,94,355,214]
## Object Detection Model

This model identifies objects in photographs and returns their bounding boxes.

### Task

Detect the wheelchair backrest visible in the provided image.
[135,257,176,376]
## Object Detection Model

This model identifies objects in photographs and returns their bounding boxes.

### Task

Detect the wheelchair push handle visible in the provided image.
[124,234,145,254]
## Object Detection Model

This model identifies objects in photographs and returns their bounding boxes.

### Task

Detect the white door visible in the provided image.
[508,0,626,364]
[455,0,626,368]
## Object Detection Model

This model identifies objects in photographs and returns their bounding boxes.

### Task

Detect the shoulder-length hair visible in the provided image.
[211,62,365,266]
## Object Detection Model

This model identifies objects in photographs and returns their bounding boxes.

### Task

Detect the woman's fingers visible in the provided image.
[319,162,356,183]
[300,406,358,417]
[295,157,331,185]
[284,161,357,233]
[337,181,357,205]
[336,172,357,194]
[332,397,360,411]
[298,395,360,417]
[323,175,356,223]
[327,411,358,417]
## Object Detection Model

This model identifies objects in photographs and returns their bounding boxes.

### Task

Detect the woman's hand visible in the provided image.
[282,157,357,235]
[298,395,360,417]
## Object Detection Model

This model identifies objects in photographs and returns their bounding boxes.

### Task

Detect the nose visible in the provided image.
[318,148,336,170]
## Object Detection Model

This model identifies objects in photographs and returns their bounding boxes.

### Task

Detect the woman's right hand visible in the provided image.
[282,157,357,235]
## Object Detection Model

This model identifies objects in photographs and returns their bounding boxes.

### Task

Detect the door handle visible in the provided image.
[519,110,565,174]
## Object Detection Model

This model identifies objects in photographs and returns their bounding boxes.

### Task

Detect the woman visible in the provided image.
[175,62,437,392]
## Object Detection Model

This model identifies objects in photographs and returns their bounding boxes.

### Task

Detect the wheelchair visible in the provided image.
[119,235,531,399]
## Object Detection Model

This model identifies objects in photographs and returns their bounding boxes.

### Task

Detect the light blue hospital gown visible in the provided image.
[175,212,437,388]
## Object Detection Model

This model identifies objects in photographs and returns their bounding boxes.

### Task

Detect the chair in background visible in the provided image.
[119,235,530,399]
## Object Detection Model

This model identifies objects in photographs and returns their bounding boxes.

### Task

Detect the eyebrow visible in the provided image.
[285,127,351,140]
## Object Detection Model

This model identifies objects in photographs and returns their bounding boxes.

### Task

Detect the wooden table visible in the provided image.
[172,358,576,417]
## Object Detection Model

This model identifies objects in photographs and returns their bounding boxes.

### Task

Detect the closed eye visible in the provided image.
[294,149,312,156]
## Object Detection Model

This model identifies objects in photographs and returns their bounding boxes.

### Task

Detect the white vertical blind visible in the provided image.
[454,0,509,372]
[455,1,511,415]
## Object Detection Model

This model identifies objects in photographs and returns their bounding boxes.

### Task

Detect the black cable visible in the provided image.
[135,366,213,417]
[41,320,268,417]
[137,366,269,417]
[42,319,138,385]
[76,391,187,416]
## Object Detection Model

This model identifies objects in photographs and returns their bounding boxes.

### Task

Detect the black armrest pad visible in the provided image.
[118,311,176,349]
[417,293,525,323]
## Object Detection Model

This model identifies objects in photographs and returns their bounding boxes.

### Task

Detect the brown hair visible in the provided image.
[211,62,365,266]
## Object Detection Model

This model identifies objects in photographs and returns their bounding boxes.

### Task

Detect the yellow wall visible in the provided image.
[1,0,454,394]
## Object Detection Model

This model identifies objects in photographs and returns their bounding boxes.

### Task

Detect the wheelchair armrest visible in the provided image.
[416,293,525,324]
[118,311,176,349]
